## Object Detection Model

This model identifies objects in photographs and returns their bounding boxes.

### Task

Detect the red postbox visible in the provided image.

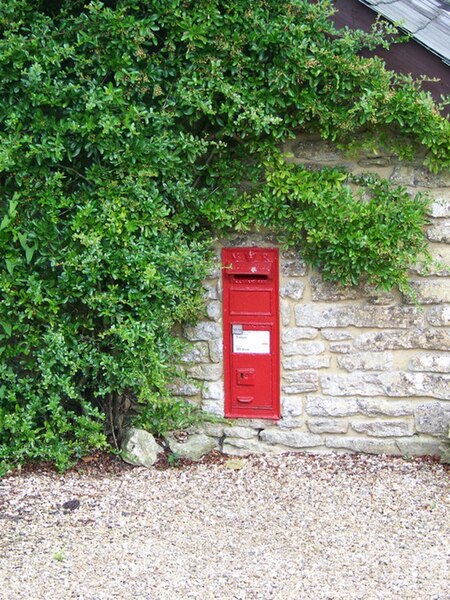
[222,247,280,419]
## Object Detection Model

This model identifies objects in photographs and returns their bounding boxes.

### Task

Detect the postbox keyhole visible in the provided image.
[236,368,255,386]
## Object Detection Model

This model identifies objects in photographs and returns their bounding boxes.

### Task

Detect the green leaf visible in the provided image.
[17,233,28,251]
[0,216,11,231]
[25,245,36,263]
[5,258,15,275]
[9,199,18,216]
[0,321,12,336]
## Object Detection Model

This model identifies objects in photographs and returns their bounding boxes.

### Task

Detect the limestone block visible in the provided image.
[409,353,450,373]
[278,416,305,429]
[209,339,223,363]
[337,351,394,372]
[283,356,330,370]
[429,245,450,276]
[281,299,292,326]
[207,266,221,280]
[306,396,360,417]
[225,232,278,247]
[321,329,353,341]
[353,328,450,351]
[427,306,450,327]
[310,277,395,304]
[222,437,281,456]
[184,321,221,341]
[403,279,450,304]
[295,305,421,329]
[412,245,450,276]
[232,418,279,428]
[324,436,401,455]
[390,165,415,186]
[280,280,305,301]
[180,343,210,364]
[308,419,349,434]
[282,395,303,417]
[321,372,450,400]
[223,426,259,439]
[308,396,413,418]
[208,248,221,276]
[201,400,224,417]
[260,429,322,448]
[188,364,222,381]
[357,399,413,417]
[416,168,450,188]
[391,166,450,188]
[427,221,450,243]
[310,276,364,302]
[169,380,199,397]
[293,138,342,163]
[193,423,225,437]
[351,419,414,437]
[366,292,396,306]
[284,385,318,395]
[201,381,224,401]
[396,438,442,457]
[221,443,251,457]
[284,371,321,384]
[281,255,308,276]
[329,343,352,354]
[203,280,218,300]
[206,301,222,321]
[439,442,450,464]
[282,327,318,342]
[427,191,450,217]
[358,155,392,167]
[414,402,450,435]
[283,340,326,356]
[165,433,217,461]
[121,428,164,468]
[282,372,319,394]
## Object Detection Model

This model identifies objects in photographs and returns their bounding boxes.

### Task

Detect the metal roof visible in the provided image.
[357,0,450,65]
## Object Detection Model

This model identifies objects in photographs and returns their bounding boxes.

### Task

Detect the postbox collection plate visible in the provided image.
[232,329,270,354]
[222,247,280,419]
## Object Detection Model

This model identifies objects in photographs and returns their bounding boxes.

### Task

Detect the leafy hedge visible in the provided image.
[0,0,448,472]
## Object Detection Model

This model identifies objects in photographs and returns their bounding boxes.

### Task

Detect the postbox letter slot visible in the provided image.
[237,396,253,404]
[233,274,268,280]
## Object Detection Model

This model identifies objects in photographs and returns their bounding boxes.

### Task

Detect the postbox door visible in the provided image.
[230,323,275,413]
[222,248,280,419]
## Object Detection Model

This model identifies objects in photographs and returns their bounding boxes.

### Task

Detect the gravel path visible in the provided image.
[1,453,449,600]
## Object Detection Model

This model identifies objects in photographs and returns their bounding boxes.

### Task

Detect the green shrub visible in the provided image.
[0,0,448,472]
[256,162,432,293]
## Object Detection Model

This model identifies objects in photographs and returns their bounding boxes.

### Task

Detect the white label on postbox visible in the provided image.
[233,330,270,354]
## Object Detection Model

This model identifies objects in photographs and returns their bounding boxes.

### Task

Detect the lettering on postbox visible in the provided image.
[222,247,280,419]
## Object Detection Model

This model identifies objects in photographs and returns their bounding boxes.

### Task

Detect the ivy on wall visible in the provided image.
[0,0,448,471]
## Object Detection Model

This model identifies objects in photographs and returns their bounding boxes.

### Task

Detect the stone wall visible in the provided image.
[175,135,450,458]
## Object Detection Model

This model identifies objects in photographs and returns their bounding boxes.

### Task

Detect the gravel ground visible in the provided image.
[0,452,449,600]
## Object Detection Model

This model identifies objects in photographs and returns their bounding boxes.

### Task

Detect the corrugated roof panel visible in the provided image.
[417,12,450,64]
[358,0,450,64]
[376,1,431,30]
